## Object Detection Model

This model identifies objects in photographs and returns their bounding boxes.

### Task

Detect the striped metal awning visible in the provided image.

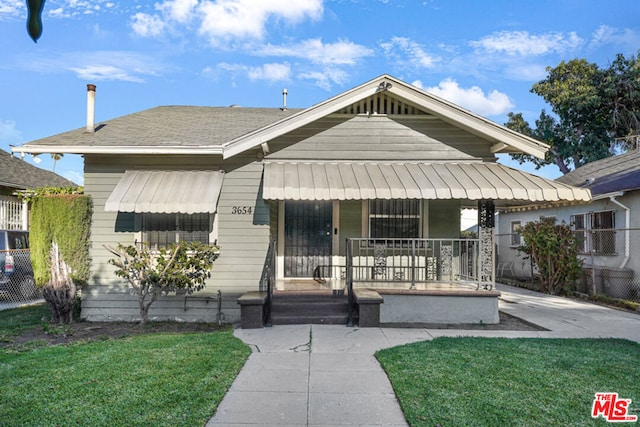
[105,170,224,214]
[262,162,591,203]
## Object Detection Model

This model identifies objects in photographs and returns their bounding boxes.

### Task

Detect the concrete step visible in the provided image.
[270,292,350,325]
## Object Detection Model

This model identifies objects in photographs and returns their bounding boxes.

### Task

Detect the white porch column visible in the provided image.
[22,200,29,230]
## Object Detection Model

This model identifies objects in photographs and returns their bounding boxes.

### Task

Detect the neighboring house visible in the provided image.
[0,148,76,230]
[13,75,590,324]
[496,149,640,301]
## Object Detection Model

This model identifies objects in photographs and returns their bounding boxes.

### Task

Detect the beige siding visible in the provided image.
[82,154,270,322]
[267,115,494,161]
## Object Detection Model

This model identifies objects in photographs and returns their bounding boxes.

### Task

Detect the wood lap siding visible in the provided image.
[215,156,271,295]
[82,154,270,322]
[267,116,493,161]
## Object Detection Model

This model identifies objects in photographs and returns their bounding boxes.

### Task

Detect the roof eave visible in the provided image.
[222,74,549,160]
[11,145,225,156]
[384,80,549,159]
[221,75,391,159]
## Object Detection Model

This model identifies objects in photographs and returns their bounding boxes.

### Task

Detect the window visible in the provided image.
[510,221,522,246]
[571,211,615,255]
[369,200,420,239]
[572,214,588,253]
[140,213,213,249]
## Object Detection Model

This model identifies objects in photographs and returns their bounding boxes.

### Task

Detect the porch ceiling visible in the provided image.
[104,170,224,214]
[262,161,591,204]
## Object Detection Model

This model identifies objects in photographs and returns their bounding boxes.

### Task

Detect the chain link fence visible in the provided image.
[496,229,640,303]
[0,249,42,310]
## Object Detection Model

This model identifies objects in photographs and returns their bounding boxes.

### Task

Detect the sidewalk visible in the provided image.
[207,284,640,426]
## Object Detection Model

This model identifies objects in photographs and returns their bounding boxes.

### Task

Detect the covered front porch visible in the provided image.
[237,160,591,328]
[249,226,502,328]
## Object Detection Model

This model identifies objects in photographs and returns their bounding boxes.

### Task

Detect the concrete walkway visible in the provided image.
[207,284,640,426]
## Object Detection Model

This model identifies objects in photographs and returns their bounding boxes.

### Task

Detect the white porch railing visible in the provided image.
[346,238,486,289]
[0,196,27,231]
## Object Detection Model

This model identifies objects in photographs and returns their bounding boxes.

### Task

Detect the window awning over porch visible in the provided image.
[262,161,591,203]
[104,170,224,214]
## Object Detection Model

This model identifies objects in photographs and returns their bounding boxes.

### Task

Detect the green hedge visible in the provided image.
[29,194,92,287]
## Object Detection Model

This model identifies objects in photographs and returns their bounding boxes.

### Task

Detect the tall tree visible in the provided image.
[50,153,63,173]
[507,52,640,174]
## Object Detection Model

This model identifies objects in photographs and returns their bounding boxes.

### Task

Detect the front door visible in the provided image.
[284,201,332,277]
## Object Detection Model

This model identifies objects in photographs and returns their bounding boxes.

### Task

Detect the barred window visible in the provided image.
[141,213,212,249]
[510,221,522,246]
[369,200,420,239]
[571,214,588,254]
[571,211,615,255]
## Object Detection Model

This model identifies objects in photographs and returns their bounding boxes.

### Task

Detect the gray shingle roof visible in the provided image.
[0,149,77,189]
[21,106,302,148]
[556,150,640,195]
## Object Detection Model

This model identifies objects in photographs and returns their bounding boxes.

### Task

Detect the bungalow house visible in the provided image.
[496,149,640,302]
[0,148,76,230]
[12,75,591,326]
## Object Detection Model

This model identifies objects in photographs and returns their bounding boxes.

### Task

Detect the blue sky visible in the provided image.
[1,0,638,186]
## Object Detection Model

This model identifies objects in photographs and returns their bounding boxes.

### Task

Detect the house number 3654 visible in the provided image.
[231,206,253,214]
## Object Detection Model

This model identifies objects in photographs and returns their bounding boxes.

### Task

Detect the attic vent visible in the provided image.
[337,93,426,115]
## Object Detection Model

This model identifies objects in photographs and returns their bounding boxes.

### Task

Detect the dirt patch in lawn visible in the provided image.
[2,320,226,350]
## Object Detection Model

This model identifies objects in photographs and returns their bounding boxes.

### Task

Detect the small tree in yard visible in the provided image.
[518,217,583,295]
[105,242,220,325]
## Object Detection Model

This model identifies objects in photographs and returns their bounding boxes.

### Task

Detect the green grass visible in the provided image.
[0,324,251,426]
[376,337,640,426]
[0,303,50,342]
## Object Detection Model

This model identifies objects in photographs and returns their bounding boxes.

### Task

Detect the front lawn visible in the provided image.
[0,306,251,426]
[376,337,640,426]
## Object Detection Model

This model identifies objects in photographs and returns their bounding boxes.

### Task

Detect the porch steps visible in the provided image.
[270,292,350,325]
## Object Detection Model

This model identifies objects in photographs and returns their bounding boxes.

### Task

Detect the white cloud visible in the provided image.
[590,25,640,51]
[157,0,198,24]
[417,78,514,117]
[0,118,21,142]
[129,0,323,44]
[14,51,165,82]
[470,31,583,56]
[199,0,323,46]
[0,0,23,19]
[131,12,165,37]
[216,62,291,83]
[41,0,116,18]
[257,38,373,65]
[247,63,291,81]
[217,61,348,90]
[299,68,348,90]
[70,65,145,82]
[380,37,439,69]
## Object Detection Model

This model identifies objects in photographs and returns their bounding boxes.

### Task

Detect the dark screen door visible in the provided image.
[284,201,332,277]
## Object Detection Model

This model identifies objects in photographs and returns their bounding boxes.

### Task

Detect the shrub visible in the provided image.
[106,242,220,324]
[27,189,91,287]
[518,217,582,295]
